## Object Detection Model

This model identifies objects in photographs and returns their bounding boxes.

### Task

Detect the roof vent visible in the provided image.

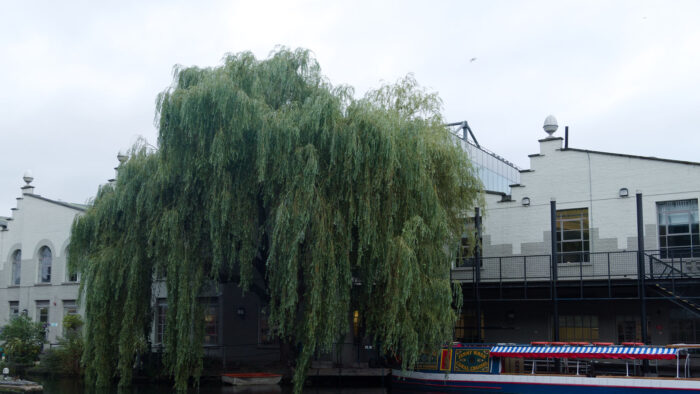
[543,115,558,136]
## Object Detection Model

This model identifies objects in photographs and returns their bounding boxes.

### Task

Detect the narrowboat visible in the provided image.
[391,343,700,393]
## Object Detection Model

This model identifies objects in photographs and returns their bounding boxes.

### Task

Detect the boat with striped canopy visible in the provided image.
[391,343,700,393]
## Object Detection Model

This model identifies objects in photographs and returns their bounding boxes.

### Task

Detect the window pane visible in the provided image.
[562,242,584,253]
[563,230,581,241]
[669,224,690,235]
[668,235,691,248]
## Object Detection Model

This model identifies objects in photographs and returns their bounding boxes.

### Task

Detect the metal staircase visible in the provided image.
[647,254,696,280]
[649,283,700,317]
[646,253,700,317]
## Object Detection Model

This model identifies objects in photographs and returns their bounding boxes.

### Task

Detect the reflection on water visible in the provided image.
[33,377,389,394]
[33,377,515,394]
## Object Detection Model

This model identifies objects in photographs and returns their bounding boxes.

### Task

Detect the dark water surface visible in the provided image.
[31,377,391,394]
[28,377,508,394]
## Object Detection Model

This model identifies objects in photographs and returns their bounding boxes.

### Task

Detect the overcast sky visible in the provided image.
[2,0,699,215]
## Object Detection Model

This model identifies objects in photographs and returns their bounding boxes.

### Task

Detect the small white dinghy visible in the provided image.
[221,372,282,386]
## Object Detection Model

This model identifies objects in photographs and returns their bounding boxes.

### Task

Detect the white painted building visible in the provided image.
[0,175,85,344]
[453,117,700,347]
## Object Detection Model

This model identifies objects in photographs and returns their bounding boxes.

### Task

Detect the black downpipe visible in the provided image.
[551,200,560,372]
[637,193,649,373]
[564,126,569,149]
[475,207,482,342]
[550,200,559,341]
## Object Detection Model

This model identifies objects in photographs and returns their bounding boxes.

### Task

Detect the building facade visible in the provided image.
[0,177,85,344]
[453,119,700,347]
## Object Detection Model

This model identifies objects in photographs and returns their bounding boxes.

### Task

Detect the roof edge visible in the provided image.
[24,194,86,212]
[563,148,700,166]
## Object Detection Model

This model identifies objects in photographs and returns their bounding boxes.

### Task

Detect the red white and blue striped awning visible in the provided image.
[490,345,678,360]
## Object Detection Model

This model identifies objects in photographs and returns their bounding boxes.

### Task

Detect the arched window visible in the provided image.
[39,246,52,283]
[65,250,78,283]
[11,250,21,285]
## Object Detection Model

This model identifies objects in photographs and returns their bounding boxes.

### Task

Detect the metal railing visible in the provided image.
[454,249,700,283]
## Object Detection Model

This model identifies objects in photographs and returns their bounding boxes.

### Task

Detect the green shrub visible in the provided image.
[0,315,45,365]
[53,314,84,375]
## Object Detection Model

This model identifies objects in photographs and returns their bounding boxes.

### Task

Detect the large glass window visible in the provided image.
[556,208,589,263]
[657,199,699,258]
[39,246,52,283]
[11,250,21,285]
[559,315,599,342]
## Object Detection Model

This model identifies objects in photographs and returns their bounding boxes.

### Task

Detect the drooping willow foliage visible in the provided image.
[68,48,482,392]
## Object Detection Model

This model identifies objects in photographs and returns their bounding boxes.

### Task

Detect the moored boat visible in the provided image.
[391,343,700,393]
[221,372,282,386]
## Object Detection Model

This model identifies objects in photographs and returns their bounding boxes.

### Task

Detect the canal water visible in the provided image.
[29,377,507,394]
[31,377,389,394]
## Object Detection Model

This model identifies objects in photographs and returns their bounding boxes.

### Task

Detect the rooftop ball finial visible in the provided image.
[23,170,33,185]
[543,115,558,136]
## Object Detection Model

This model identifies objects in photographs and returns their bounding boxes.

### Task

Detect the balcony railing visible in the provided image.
[453,248,700,284]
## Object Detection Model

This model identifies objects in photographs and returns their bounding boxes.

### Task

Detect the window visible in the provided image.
[11,250,21,285]
[657,199,699,258]
[36,301,49,323]
[455,309,484,343]
[36,301,49,339]
[155,299,167,345]
[559,315,599,342]
[38,246,52,283]
[9,301,19,319]
[670,319,700,343]
[616,316,641,343]
[67,271,78,283]
[556,208,589,263]
[63,300,79,335]
[670,309,700,343]
[63,300,78,317]
[65,250,78,282]
[203,299,218,346]
[258,305,278,346]
[456,218,478,267]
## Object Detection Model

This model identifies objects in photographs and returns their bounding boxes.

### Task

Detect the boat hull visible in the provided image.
[392,369,700,393]
[221,373,282,386]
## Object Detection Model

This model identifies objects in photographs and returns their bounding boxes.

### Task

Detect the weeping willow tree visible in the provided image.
[68,48,482,392]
